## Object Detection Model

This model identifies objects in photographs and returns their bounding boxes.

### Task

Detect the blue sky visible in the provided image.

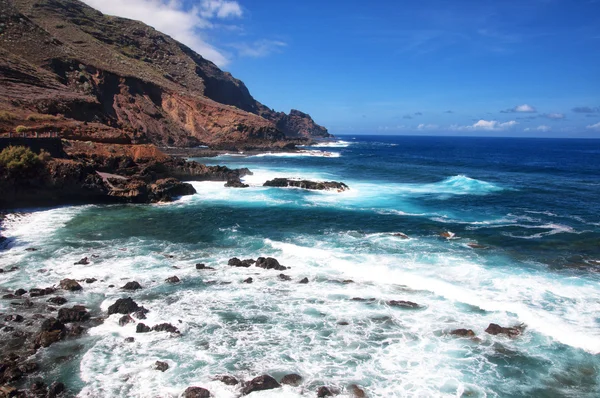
[83,0,600,137]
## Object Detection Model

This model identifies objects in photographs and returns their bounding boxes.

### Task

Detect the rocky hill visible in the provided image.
[0,0,331,149]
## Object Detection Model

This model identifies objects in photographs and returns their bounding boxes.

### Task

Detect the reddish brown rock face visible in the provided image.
[0,0,329,147]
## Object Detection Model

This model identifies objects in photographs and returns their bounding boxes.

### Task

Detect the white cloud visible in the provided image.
[417,123,439,130]
[544,113,565,120]
[501,104,537,113]
[200,0,243,18]
[536,125,551,132]
[81,0,243,66]
[586,122,600,130]
[231,40,287,58]
[451,120,518,131]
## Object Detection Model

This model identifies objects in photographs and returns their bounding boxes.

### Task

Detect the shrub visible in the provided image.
[0,111,16,122]
[15,125,28,134]
[0,146,44,175]
[26,114,61,122]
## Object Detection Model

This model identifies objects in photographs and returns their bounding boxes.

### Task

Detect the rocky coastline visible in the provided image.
[0,252,524,397]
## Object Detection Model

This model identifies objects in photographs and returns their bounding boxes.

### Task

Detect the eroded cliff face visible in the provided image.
[0,0,330,148]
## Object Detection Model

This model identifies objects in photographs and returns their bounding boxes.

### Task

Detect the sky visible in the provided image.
[81,0,600,138]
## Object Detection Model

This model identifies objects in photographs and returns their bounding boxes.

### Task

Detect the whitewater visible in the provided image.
[1,135,599,397]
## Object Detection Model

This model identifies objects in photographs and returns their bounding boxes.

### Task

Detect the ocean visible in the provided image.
[1,135,600,397]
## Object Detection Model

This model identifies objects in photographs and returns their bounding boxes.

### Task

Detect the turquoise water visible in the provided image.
[1,136,599,397]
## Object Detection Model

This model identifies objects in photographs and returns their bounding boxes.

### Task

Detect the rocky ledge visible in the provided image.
[263,178,349,191]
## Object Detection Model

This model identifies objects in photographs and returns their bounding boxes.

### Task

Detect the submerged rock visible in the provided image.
[386,300,420,309]
[108,298,140,315]
[255,257,287,271]
[154,361,169,372]
[278,274,292,281]
[183,387,211,398]
[152,323,180,333]
[318,386,338,397]
[392,232,409,239]
[74,257,90,265]
[47,297,68,305]
[349,384,367,397]
[224,179,249,188]
[30,287,56,297]
[214,375,239,385]
[122,281,142,291]
[59,279,82,291]
[57,305,90,323]
[264,178,349,191]
[241,375,281,395]
[450,329,476,337]
[196,263,215,270]
[280,373,303,387]
[165,276,180,284]
[485,323,522,337]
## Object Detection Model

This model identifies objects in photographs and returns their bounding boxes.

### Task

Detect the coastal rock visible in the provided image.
[224,179,249,188]
[243,278,253,284]
[196,264,215,270]
[152,323,180,334]
[48,382,66,397]
[485,323,521,337]
[154,361,169,372]
[136,323,151,333]
[107,298,140,315]
[85,278,97,284]
[74,257,90,265]
[34,318,66,348]
[241,375,281,395]
[450,329,476,337]
[14,289,27,296]
[278,274,292,281]
[299,277,309,284]
[280,373,303,387]
[59,279,82,291]
[124,337,135,343]
[349,384,367,397]
[214,375,239,386]
[122,281,142,291]
[149,178,196,202]
[57,305,90,323]
[30,287,56,297]
[392,233,409,239]
[228,257,253,267]
[183,387,211,398]
[46,296,67,305]
[263,178,349,191]
[165,276,180,284]
[318,386,338,397]
[387,300,420,309]
[255,257,287,271]
[119,315,134,326]
[4,314,24,323]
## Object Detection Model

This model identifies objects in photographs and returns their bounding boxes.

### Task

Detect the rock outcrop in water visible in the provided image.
[264,178,349,191]
[0,0,329,149]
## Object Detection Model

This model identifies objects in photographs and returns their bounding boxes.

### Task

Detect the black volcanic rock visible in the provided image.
[264,178,349,191]
[255,257,287,271]
[108,298,140,315]
[241,375,281,395]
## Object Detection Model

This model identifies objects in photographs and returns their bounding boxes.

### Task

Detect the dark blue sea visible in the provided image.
[1,135,599,397]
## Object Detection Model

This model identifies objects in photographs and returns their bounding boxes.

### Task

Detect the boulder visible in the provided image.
[149,178,196,202]
[14,289,27,296]
[119,315,133,326]
[243,278,253,284]
[450,329,476,337]
[48,382,65,397]
[318,386,338,397]
[224,179,249,188]
[121,281,142,291]
[30,287,56,297]
[280,373,303,387]
[124,337,135,343]
[41,317,66,332]
[47,297,67,305]
[85,278,97,284]
[155,361,169,372]
[108,298,140,315]
[214,375,239,385]
[74,257,90,265]
[255,257,287,271]
[485,323,521,337]
[228,257,252,267]
[183,387,211,398]
[152,323,180,333]
[59,279,82,291]
[4,314,24,323]
[241,375,281,395]
[264,178,349,191]
[278,274,292,281]
[165,276,180,283]
[136,323,151,333]
[299,277,309,284]
[386,300,420,309]
[349,384,367,398]
[57,305,90,323]
[196,264,214,270]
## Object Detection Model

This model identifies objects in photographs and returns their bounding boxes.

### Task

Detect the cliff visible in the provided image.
[0,0,331,149]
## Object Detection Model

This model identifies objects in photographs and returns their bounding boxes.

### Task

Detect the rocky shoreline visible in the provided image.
[0,251,525,397]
